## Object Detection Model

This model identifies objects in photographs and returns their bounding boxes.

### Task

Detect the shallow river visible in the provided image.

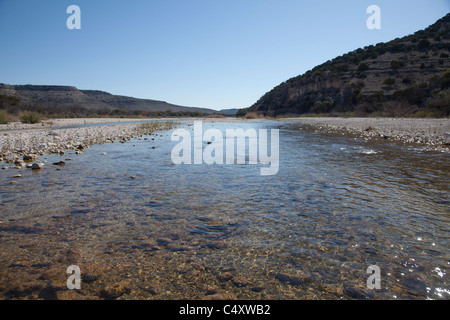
[0,120,448,299]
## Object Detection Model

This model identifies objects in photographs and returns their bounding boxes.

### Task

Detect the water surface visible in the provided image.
[0,120,448,299]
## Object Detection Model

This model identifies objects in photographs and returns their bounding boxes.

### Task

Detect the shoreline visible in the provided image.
[0,118,177,166]
[1,117,450,163]
[283,117,450,152]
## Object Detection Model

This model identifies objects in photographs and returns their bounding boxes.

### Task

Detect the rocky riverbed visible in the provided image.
[0,119,176,168]
[285,117,450,152]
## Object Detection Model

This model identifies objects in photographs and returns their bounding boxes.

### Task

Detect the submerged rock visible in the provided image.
[275,273,305,286]
[204,293,237,300]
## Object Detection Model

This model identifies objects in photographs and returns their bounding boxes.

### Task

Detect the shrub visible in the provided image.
[20,112,41,124]
[417,39,431,50]
[244,112,262,119]
[0,110,9,124]
[402,78,412,84]
[383,77,396,86]
[390,60,405,70]
[357,63,369,72]
[311,97,335,114]
[427,89,450,115]
[236,108,248,117]
[441,69,450,89]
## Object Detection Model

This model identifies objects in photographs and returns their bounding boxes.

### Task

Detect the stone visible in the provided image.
[275,273,305,286]
[52,161,65,166]
[217,272,233,282]
[23,154,38,162]
[14,160,25,167]
[204,293,237,300]
[31,162,43,170]
[232,276,248,288]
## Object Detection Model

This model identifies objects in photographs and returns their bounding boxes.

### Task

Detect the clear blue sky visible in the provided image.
[0,1,449,110]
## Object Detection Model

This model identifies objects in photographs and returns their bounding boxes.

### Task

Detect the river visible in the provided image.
[0,120,448,299]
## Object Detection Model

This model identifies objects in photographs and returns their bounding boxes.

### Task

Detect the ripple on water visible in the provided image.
[0,122,449,299]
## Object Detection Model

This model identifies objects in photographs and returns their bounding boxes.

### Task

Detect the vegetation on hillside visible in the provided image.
[243,13,450,118]
[0,92,217,121]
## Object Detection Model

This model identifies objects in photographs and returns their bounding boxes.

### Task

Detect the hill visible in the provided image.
[0,84,216,117]
[245,13,450,117]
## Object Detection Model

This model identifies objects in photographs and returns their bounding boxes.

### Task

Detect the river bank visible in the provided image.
[2,117,450,166]
[284,117,450,152]
[0,118,176,166]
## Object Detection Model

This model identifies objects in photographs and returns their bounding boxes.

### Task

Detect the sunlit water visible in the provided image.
[0,120,448,300]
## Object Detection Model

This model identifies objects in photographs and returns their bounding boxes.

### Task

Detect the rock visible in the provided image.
[232,276,248,288]
[31,162,43,170]
[100,281,131,299]
[10,180,19,184]
[217,272,233,282]
[12,174,22,178]
[343,285,369,299]
[14,160,25,167]
[146,286,160,295]
[275,273,305,286]
[206,241,227,250]
[156,238,172,246]
[56,290,80,300]
[204,293,237,300]
[23,154,38,162]
[322,283,344,296]
[52,161,65,166]
[75,150,82,155]
[102,152,107,155]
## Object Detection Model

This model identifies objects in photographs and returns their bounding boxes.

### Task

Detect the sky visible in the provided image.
[0,1,449,110]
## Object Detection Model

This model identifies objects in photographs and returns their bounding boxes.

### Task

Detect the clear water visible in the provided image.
[0,120,448,299]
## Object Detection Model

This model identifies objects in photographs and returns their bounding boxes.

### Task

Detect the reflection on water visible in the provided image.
[0,121,448,300]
